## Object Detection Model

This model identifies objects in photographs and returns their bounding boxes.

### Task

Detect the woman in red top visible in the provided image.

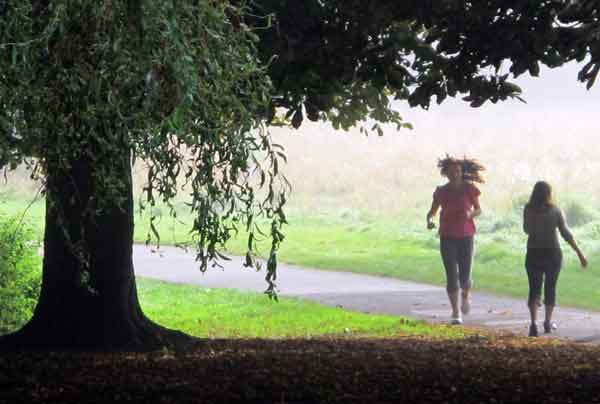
[426,156,485,324]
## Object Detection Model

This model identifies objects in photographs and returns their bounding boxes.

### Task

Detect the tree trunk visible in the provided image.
[1,155,193,351]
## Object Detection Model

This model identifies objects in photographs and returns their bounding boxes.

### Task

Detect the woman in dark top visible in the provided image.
[426,156,485,325]
[523,181,587,337]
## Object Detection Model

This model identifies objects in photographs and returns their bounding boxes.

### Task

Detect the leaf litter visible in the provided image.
[2,330,600,403]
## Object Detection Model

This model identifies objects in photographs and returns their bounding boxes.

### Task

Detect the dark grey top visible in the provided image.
[523,205,573,249]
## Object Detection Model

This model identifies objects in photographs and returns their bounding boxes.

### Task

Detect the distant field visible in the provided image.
[2,118,600,311]
[1,188,599,311]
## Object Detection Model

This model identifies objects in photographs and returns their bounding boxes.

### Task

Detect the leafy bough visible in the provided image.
[0,0,289,297]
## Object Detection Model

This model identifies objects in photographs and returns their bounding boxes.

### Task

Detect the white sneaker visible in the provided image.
[461,297,471,315]
[450,316,463,325]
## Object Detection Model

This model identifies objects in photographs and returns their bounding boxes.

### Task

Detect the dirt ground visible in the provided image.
[2,331,600,404]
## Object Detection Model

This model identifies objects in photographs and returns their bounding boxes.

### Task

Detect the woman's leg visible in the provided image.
[457,236,474,314]
[448,290,460,321]
[526,268,543,323]
[543,250,562,332]
[440,238,461,321]
[525,250,544,336]
[544,304,555,328]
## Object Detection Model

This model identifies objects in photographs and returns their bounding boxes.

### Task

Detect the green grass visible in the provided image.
[220,213,594,291]
[0,194,45,235]
[137,277,465,338]
[219,214,600,311]
[0,192,465,339]
[2,191,600,311]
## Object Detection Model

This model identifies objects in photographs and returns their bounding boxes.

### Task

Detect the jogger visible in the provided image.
[523,181,587,337]
[427,156,485,325]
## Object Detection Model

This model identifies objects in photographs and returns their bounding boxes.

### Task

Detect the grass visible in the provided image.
[0,192,466,340]
[173,214,600,310]
[0,193,45,234]
[2,191,600,311]
[137,278,465,338]
[218,213,600,309]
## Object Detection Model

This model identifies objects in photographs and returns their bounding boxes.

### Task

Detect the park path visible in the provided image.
[133,244,600,342]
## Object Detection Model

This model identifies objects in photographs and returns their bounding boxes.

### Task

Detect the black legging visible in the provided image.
[440,236,474,293]
[525,248,562,306]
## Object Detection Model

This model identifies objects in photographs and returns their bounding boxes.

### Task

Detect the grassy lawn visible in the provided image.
[137,278,465,338]
[2,191,600,311]
[212,213,600,310]
[0,193,464,339]
[136,207,600,310]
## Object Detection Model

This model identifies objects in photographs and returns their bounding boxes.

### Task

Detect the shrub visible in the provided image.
[0,214,42,334]
[490,215,519,232]
[511,194,530,214]
[476,212,519,234]
[564,201,595,228]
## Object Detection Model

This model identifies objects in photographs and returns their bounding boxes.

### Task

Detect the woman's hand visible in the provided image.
[579,253,588,270]
[426,201,439,230]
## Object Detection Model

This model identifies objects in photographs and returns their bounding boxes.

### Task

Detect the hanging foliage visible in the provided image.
[0,0,287,296]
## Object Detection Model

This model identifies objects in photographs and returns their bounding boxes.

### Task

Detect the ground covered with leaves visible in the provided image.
[2,331,600,404]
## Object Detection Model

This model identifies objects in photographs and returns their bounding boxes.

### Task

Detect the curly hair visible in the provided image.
[437,155,486,183]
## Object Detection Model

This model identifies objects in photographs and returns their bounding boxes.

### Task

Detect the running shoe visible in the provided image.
[543,321,557,333]
[450,316,463,325]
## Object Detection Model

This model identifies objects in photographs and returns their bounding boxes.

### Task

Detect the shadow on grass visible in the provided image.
[2,331,600,403]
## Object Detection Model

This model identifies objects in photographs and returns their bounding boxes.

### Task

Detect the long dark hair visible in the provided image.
[526,181,554,210]
[437,155,486,183]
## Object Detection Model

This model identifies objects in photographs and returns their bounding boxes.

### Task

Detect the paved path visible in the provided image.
[133,244,600,343]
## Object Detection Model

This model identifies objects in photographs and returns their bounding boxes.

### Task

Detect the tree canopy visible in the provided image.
[1,0,599,349]
[252,0,600,131]
[2,1,599,276]
[1,0,289,293]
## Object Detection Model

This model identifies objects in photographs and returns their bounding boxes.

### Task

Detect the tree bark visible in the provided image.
[1,154,193,351]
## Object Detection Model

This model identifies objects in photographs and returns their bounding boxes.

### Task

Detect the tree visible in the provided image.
[1,0,285,350]
[1,0,598,350]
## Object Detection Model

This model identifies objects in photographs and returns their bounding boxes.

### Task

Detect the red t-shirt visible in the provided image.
[433,183,481,238]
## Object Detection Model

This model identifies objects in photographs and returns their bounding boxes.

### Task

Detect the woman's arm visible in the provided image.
[523,206,529,234]
[467,196,481,220]
[556,208,574,242]
[466,184,481,220]
[426,199,440,229]
[566,237,588,269]
[558,208,587,269]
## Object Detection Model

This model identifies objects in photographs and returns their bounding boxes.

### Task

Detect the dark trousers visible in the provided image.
[440,236,474,293]
[525,248,562,306]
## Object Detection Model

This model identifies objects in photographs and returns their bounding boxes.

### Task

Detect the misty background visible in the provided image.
[2,61,599,226]
[272,61,600,222]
